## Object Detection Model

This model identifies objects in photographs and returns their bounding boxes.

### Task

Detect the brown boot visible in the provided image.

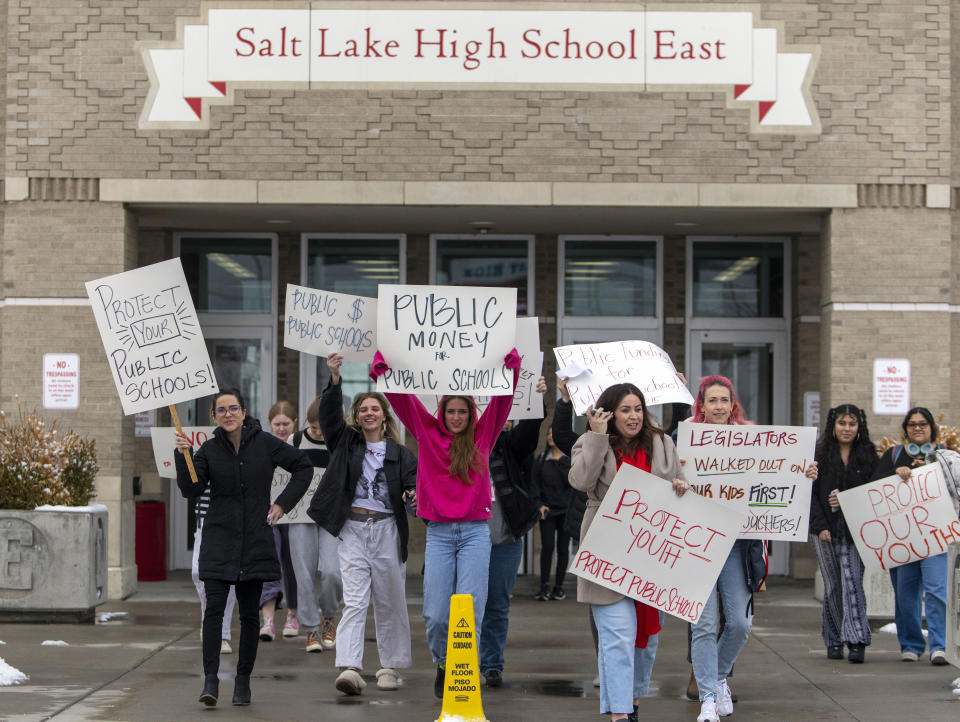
[686,668,698,700]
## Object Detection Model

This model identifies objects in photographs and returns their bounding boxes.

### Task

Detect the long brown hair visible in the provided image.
[348,392,401,443]
[441,395,483,483]
[595,383,663,458]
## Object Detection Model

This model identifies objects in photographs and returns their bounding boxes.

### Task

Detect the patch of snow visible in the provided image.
[879,622,897,634]
[952,677,960,689]
[97,612,127,623]
[953,688,960,698]
[41,640,68,646]
[34,504,108,513]
[0,656,29,686]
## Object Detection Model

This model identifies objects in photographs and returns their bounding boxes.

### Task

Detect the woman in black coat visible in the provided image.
[176,388,313,708]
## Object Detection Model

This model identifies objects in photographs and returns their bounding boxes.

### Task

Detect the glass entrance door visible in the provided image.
[168,326,274,569]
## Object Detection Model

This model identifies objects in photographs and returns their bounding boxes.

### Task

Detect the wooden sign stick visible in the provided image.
[168,404,199,484]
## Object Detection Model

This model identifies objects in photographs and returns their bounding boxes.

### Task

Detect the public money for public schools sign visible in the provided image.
[86,259,217,415]
[375,284,517,396]
[283,284,377,362]
[570,464,741,624]
[677,422,817,542]
[417,316,543,421]
[150,427,216,478]
[553,340,694,415]
[838,463,960,573]
[141,6,819,133]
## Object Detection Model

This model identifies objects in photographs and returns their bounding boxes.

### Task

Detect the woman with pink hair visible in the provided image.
[687,375,816,722]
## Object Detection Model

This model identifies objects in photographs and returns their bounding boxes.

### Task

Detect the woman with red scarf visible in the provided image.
[569,382,689,722]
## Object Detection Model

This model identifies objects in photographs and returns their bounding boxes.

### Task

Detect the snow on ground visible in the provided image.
[98,612,128,623]
[0,656,29,685]
[41,640,68,646]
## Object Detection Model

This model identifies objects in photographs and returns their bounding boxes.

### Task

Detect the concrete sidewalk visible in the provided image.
[1,572,958,721]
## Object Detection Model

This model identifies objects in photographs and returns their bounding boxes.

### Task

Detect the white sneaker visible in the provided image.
[220,639,232,654]
[335,668,366,696]
[715,680,733,717]
[697,698,720,722]
[376,667,400,690]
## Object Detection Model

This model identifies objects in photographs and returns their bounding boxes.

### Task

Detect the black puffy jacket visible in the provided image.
[306,381,418,562]
[176,416,313,582]
[490,417,543,540]
[552,398,587,538]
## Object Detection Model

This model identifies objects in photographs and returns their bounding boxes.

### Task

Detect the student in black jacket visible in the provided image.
[307,353,418,696]
[176,388,313,708]
[530,427,573,601]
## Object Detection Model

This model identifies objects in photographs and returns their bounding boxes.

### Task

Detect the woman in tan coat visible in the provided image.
[569,382,689,722]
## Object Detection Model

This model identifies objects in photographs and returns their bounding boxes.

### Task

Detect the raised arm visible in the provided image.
[552,377,579,456]
[369,349,436,440]
[475,348,522,447]
[319,352,349,452]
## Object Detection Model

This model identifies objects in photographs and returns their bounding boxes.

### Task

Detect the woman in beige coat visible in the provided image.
[569,382,689,722]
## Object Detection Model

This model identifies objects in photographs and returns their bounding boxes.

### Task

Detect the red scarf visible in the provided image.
[615,447,662,648]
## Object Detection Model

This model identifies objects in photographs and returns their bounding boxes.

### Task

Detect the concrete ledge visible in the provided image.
[109,564,139,601]
[926,184,951,209]
[100,179,258,204]
[4,177,29,201]
[700,183,858,208]
[553,182,698,206]
[404,181,551,206]
[259,180,403,204]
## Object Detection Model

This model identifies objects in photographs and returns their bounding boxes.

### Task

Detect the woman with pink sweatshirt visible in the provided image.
[370,348,520,698]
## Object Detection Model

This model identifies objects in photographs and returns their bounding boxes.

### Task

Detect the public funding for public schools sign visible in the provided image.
[142,6,819,132]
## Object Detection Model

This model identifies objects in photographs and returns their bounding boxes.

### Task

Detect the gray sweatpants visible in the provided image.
[288,522,343,631]
[335,517,412,671]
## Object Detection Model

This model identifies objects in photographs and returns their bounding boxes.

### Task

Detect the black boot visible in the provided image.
[847,643,865,663]
[199,674,218,707]
[232,674,251,706]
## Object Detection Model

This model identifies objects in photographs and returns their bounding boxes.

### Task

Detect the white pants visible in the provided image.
[287,522,343,631]
[335,517,412,671]
[192,526,235,640]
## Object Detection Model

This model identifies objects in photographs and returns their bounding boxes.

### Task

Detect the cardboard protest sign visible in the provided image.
[553,340,693,415]
[677,421,817,542]
[283,284,377,362]
[270,467,323,524]
[150,426,216,478]
[417,316,544,421]
[376,284,517,396]
[839,463,960,572]
[570,464,741,623]
[86,258,217,415]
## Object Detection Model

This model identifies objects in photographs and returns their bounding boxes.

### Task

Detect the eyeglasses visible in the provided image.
[215,405,242,417]
[906,421,930,429]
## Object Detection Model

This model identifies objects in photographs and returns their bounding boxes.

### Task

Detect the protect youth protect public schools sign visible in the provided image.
[141,4,820,134]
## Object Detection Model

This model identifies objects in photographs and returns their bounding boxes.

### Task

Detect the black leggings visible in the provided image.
[539,514,572,587]
[203,579,263,676]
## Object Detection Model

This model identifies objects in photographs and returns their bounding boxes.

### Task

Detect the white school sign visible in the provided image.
[284,284,377,362]
[570,464,741,624]
[677,422,817,542]
[86,259,217,416]
[141,6,819,134]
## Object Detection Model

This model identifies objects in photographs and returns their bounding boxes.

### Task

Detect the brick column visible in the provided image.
[1,200,139,600]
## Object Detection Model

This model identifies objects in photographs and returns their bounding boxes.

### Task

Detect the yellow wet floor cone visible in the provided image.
[437,593,487,722]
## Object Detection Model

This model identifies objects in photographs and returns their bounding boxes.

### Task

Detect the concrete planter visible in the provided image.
[0,505,108,622]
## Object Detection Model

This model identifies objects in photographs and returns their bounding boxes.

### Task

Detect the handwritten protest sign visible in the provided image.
[553,340,693,415]
[376,284,516,396]
[284,284,377,362]
[839,463,960,572]
[270,467,323,524]
[151,426,216,478]
[570,464,741,623]
[86,259,217,415]
[418,317,544,421]
[677,421,817,541]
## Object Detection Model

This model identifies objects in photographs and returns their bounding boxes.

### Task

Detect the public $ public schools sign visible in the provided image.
[141,4,819,134]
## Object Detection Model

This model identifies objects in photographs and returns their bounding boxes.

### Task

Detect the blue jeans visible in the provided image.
[422,520,492,665]
[889,552,947,655]
[479,539,524,675]
[691,541,753,702]
[591,598,660,715]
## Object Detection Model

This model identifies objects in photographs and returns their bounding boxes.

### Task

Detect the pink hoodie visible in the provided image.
[371,349,521,523]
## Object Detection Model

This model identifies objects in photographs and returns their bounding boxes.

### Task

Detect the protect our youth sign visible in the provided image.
[553,340,694,415]
[677,422,817,542]
[839,463,960,572]
[376,284,517,396]
[86,259,217,415]
[284,284,377,362]
[570,464,741,623]
[418,316,544,421]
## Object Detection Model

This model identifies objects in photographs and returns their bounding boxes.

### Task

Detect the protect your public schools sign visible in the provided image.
[141,5,820,134]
